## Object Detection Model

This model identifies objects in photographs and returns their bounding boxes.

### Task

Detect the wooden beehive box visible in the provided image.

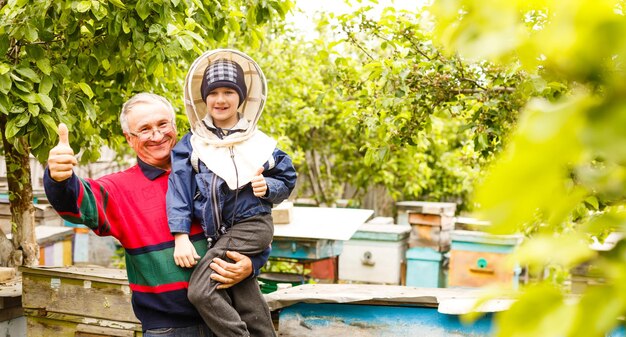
[447,230,522,288]
[338,224,411,285]
[20,266,141,337]
[397,201,457,252]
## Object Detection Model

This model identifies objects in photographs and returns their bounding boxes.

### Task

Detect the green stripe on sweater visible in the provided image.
[125,239,209,286]
[78,177,100,230]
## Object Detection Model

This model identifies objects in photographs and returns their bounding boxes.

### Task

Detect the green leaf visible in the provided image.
[16,92,38,104]
[36,93,54,112]
[166,23,179,36]
[0,95,11,115]
[15,67,40,83]
[53,64,71,78]
[39,76,53,95]
[36,58,52,75]
[79,97,96,120]
[176,35,193,51]
[76,1,91,13]
[0,73,11,94]
[4,118,20,138]
[29,128,44,149]
[108,0,126,9]
[15,112,30,127]
[0,36,9,57]
[24,25,38,42]
[39,114,58,138]
[122,19,130,34]
[13,80,31,93]
[91,1,108,20]
[584,196,599,210]
[78,82,94,99]
[28,103,40,116]
[0,63,10,75]
[136,0,151,20]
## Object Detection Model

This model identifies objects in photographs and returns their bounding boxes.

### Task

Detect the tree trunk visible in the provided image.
[0,114,38,267]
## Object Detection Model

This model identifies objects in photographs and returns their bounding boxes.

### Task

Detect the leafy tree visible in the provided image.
[256,5,529,212]
[0,0,292,266]
[433,0,626,336]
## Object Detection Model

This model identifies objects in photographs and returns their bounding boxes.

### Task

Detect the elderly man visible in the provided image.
[44,92,269,337]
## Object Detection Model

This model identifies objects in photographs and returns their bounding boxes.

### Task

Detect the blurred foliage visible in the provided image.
[253,6,532,208]
[433,0,626,336]
[262,259,312,276]
[255,5,536,210]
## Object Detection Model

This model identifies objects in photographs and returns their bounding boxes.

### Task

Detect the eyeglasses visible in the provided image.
[129,121,174,141]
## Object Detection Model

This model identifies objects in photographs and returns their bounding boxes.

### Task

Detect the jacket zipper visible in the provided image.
[210,173,221,238]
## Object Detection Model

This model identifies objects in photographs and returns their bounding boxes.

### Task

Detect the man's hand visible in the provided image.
[210,251,253,289]
[251,167,267,197]
[173,233,200,268]
[48,123,77,182]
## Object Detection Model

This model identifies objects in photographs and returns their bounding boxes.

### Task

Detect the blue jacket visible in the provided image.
[167,132,297,240]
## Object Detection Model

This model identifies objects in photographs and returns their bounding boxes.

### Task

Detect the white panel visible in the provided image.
[339,240,406,284]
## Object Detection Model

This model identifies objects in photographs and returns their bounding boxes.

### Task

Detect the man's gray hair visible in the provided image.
[120,93,176,133]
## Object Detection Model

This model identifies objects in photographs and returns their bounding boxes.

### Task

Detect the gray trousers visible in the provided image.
[188,214,276,337]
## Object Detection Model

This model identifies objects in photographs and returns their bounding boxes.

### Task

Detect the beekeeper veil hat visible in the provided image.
[184,49,267,146]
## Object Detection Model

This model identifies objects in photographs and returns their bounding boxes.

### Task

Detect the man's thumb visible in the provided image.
[58,123,70,146]
[255,167,264,176]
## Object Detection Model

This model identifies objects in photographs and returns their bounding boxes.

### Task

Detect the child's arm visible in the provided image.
[173,233,201,268]
[259,148,297,204]
[166,134,196,259]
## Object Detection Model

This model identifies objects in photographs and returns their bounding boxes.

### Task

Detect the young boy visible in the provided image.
[167,50,297,337]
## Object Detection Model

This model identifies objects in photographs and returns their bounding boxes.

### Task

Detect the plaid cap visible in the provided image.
[200,59,247,106]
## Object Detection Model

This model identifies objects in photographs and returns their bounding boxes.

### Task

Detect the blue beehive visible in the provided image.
[406,246,447,288]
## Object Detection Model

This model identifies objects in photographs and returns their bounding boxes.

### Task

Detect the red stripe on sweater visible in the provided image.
[130,281,189,293]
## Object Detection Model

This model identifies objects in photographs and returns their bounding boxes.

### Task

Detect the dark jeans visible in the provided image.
[144,324,212,337]
[188,214,276,337]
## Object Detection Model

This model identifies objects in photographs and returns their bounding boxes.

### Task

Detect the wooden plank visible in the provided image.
[21,268,138,323]
[76,324,135,337]
[24,311,141,337]
[19,266,129,284]
[264,283,498,312]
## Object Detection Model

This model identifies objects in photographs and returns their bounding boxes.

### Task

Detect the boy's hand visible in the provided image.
[173,233,200,268]
[251,167,267,197]
[48,123,77,182]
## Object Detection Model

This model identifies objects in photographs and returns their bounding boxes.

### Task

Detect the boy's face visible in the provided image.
[205,87,240,128]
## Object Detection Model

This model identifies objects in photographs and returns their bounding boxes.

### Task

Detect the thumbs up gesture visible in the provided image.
[47,123,77,182]
[251,167,267,197]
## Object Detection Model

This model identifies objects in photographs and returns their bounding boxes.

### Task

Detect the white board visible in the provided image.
[273,207,374,241]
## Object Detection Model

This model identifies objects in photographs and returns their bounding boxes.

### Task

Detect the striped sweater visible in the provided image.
[43,159,268,331]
